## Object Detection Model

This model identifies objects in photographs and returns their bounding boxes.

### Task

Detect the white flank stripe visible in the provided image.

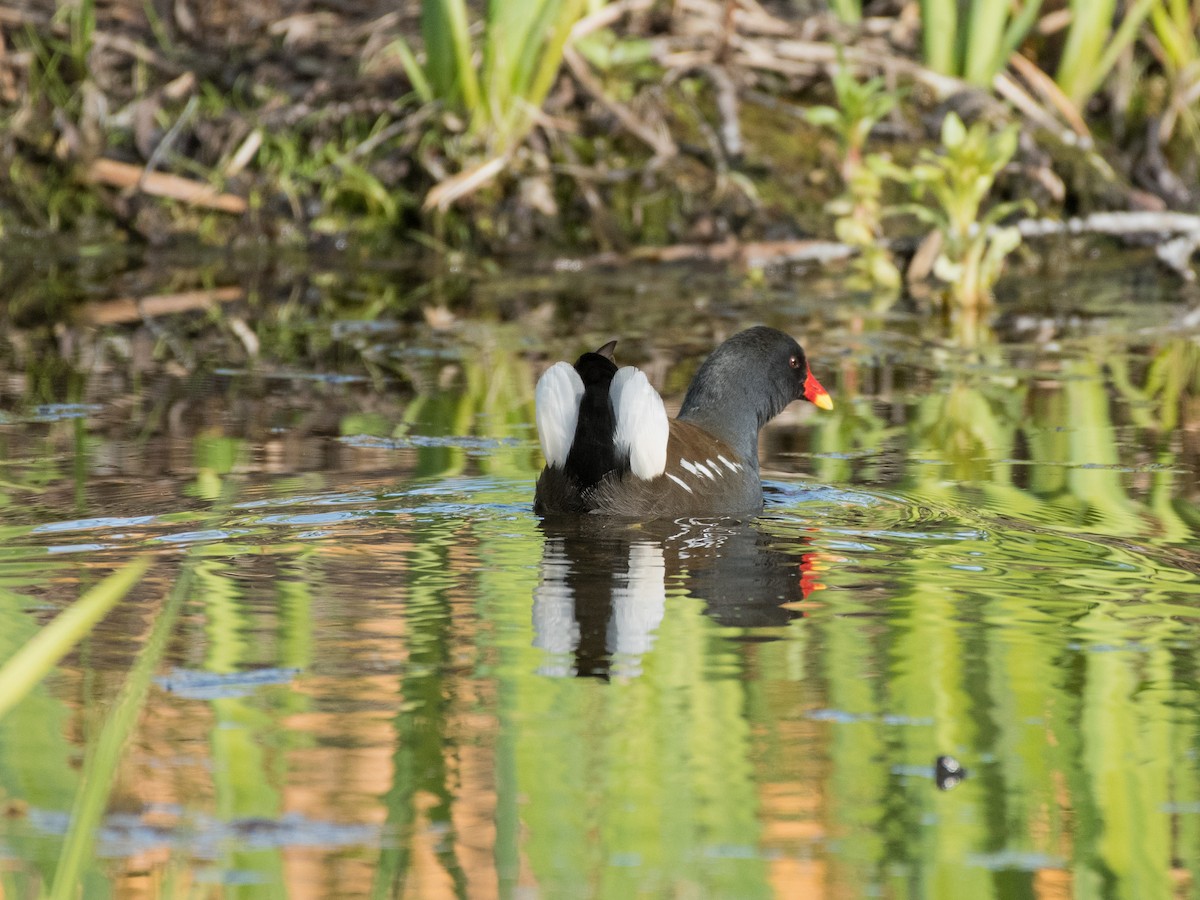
[611,366,669,479]
[680,459,699,476]
[718,454,741,473]
[534,361,584,467]
[694,462,715,479]
[705,459,722,478]
[666,473,693,493]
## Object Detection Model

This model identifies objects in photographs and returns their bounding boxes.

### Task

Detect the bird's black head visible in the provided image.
[677,326,833,462]
[573,340,618,386]
[760,328,833,414]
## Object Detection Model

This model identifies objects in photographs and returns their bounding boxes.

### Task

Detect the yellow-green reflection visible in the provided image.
[0,295,1196,900]
[782,329,1200,899]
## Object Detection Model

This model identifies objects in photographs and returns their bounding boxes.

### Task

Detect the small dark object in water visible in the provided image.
[534,327,833,517]
[936,754,967,791]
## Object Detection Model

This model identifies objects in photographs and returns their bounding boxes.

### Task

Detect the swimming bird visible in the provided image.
[534,326,833,517]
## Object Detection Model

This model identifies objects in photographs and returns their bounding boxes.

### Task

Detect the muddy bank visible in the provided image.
[1,0,1199,311]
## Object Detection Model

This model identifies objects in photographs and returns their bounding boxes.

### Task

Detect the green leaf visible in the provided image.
[933,253,963,282]
[941,111,967,148]
[422,0,480,111]
[805,105,843,127]
[835,217,875,245]
[49,561,190,900]
[867,154,907,179]
[867,250,903,290]
[991,125,1020,168]
[979,198,1034,227]
[886,203,946,228]
[920,0,959,74]
[985,224,1022,262]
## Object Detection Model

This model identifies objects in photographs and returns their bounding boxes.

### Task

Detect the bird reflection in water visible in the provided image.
[532,517,828,679]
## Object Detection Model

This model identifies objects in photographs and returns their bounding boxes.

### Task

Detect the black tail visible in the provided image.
[564,344,621,490]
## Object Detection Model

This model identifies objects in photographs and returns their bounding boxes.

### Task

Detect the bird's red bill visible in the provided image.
[804,370,834,411]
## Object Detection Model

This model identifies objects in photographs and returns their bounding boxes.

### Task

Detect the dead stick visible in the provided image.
[706,65,742,159]
[571,0,656,40]
[86,158,247,213]
[142,94,199,188]
[1005,52,1090,139]
[562,46,677,158]
[78,287,246,326]
[1015,211,1200,238]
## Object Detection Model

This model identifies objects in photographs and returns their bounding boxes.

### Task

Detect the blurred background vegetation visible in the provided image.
[1,0,1198,311]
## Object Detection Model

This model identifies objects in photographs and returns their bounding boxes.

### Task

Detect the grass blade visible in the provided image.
[388,36,433,103]
[478,0,588,148]
[0,557,151,722]
[48,563,190,900]
[483,0,549,132]
[828,0,861,24]
[1056,0,1114,105]
[994,0,1045,80]
[1081,0,1160,101]
[524,0,588,121]
[963,0,1013,85]
[422,0,480,112]
[920,0,959,75]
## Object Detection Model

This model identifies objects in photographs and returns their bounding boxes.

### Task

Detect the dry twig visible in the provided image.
[86,158,247,213]
[423,155,510,212]
[78,287,245,325]
[563,45,678,158]
[1016,211,1200,280]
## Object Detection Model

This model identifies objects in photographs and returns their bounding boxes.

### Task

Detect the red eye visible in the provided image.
[789,355,801,369]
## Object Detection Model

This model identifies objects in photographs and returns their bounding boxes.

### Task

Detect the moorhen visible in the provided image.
[534,326,833,517]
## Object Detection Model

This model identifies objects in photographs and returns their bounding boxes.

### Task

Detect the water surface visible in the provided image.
[0,259,1197,898]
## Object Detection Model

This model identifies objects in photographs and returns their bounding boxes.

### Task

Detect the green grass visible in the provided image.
[395,0,590,155]
[1147,0,1200,148]
[48,563,186,900]
[828,0,861,25]
[805,62,897,177]
[919,0,1044,86]
[1056,0,1159,107]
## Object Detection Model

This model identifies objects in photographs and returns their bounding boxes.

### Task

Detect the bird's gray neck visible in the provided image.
[678,379,783,468]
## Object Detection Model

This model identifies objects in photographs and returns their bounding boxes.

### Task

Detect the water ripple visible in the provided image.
[155,667,301,699]
[34,515,158,534]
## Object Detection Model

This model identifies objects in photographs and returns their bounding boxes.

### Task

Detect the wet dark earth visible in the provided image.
[0,254,1198,898]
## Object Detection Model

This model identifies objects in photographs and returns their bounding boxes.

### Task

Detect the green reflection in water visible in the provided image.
[373,515,472,900]
[0,288,1197,898]
[194,454,292,896]
[397,329,537,480]
[778,332,1200,899]
[479,522,775,897]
